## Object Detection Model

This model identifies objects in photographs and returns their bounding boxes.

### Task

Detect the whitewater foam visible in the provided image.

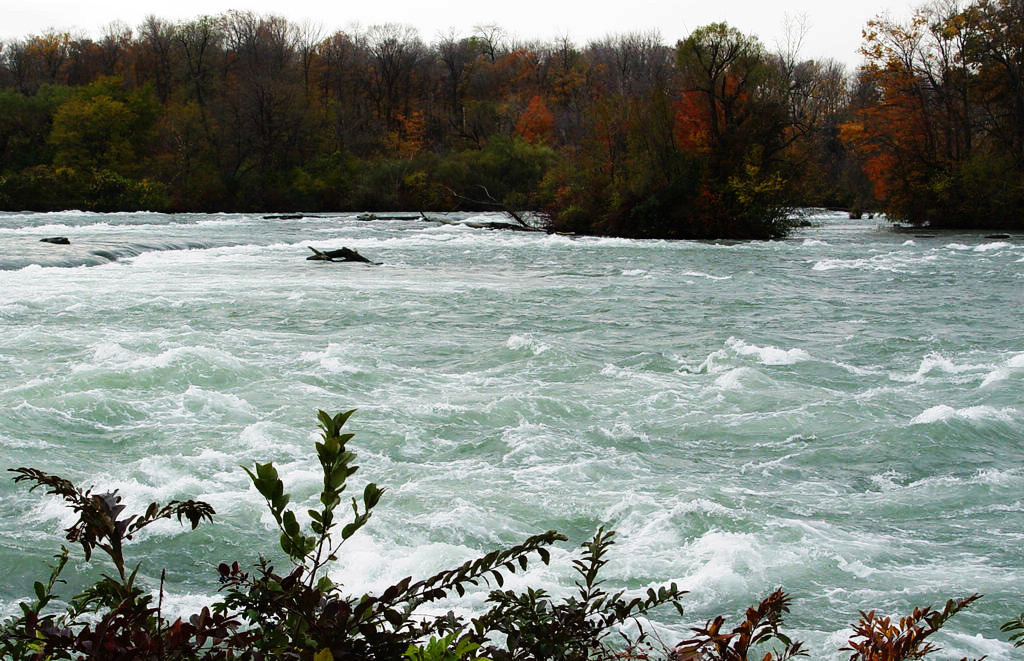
[980,352,1024,388]
[910,404,1018,425]
[726,337,812,365]
[506,333,551,355]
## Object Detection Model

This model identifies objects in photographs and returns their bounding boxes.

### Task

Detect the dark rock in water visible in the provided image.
[40,237,71,245]
[985,233,1011,239]
[307,246,379,264]
[264,214,310,220]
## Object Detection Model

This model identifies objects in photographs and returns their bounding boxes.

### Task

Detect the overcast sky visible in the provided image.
[2,0,922,68]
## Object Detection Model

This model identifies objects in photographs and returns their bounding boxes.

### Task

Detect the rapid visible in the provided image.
[1,210,1021,658]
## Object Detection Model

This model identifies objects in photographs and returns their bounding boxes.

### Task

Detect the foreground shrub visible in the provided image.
[0,409,999,660]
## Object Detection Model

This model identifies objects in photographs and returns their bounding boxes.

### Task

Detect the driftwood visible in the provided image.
[355,213,426,221]
[40,237,71,245]
[443,186,547,232]
[306,246,380,264]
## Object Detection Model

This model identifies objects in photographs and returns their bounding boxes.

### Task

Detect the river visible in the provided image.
[0,210,1021,658]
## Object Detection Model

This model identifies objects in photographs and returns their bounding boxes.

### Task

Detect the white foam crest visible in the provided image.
[597,420,650,443]
[942,632,1017,661]
[608,496,740,537]
[803,239,829,246]
[834,555,876,578]
[685,347,729,374]
[974,241,1012,252]
[739,451,800,476]
[980,352,1024,388]
[140,345,243,370]
[324,532,574,607]
[127,244,261,266]
[506,333,550,355]
[946,243,971,250]
[601,363,684,392]
[834,361,881,376]
[811,250,937,273]
[91,341,137,363]
[152,591,221,620]
[674,530,810,605]
[10,222,109,234]
[194,216,253,227]
[902,239,916,246]
[681,270,732,280]
[869,469,908,491]
[300,342,362,374]
[500,420,564,460]
[621,268,647,276]
[714,367,754,391]
[181,385,257,417]
[893,352,986,383]
[726,337,811,365]
[238,421,304,458]
[405,400,470,415]
[910,404,1018,425]
[860,467,1023,495]
[812,258,874,272]
[973,467,1024,487]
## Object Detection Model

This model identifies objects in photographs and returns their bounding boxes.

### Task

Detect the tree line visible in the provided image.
[0,0,1020,237]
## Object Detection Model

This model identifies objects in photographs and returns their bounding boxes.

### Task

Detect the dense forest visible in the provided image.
[0,0,1021,236]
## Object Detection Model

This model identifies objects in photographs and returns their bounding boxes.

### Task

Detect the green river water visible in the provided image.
[0,210,1021,658]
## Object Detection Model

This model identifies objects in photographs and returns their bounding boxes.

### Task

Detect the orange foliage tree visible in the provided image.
[516,94,554,144]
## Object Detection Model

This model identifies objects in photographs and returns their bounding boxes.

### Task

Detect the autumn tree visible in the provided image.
[516,94,554,144]
[843,0,1023,228]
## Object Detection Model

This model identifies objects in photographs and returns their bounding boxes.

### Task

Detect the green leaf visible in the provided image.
[333,409,356,429]
[282,510,300,537]
[255,462,278,483]
[364,483,384,508]
[383,607,404,628]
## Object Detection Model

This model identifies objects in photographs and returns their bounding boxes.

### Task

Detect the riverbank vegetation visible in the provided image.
[0,0,1021,235]
[1,410,1019,659]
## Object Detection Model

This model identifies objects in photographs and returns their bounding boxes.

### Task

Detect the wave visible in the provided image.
[725,337,811,365]
[0,239,242,270]
[891,351,988,383]
[910,404,1019,425]
[980,352,1024,388]
[506,333,551,355]
[974,241,1014,252]
[811,252,939,273]
[681,270,732,280]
